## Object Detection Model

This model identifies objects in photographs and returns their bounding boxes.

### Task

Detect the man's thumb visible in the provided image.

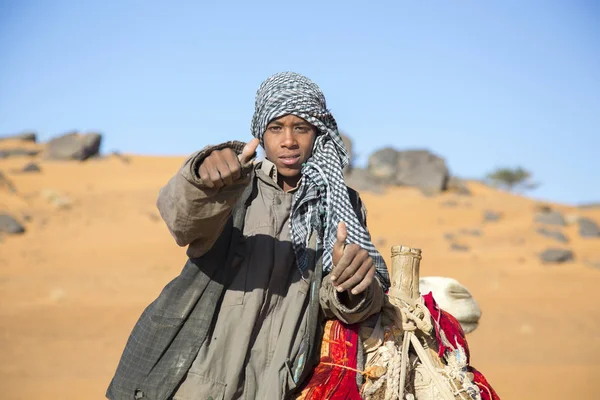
[239,138,260,165]
[334,221,347,249]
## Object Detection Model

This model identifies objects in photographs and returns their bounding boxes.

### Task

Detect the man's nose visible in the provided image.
[281,129,297,147]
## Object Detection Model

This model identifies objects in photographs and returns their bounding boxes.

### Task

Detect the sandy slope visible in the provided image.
[1,148,599,399]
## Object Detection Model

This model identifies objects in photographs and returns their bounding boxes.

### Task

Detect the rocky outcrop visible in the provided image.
[0,131,37,142]
[368,148,450,193]
[45,132,102,161]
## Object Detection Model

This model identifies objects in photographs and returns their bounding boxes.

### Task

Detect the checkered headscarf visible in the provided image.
[251,72,390,290]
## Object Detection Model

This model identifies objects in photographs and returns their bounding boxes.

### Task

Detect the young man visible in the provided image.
[107,72,391,400]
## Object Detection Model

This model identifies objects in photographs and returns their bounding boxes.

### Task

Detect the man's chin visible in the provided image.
[276,165,303,177]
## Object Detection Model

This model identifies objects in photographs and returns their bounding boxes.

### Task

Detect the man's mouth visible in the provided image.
[279,155,301,166]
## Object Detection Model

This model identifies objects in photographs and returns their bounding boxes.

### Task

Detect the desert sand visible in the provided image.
[1,142,599,399]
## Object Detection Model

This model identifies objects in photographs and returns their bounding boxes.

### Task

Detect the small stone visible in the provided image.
[483,210,502,222]
[21,162,41,173]
[539,248,574,263]
[578,217,600,238]
[460,228,482,237]
[451,243,470,252]
[0,171,17,193]
[0,214,26,234]
[536,227,568,243]
[535,210,566,226]
[0,148,40,158]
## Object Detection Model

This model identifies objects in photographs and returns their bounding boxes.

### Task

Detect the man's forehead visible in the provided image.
[268,114,313,125]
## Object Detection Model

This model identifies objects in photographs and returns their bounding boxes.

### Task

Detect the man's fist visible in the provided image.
[199,139,259,188]
[330,221,375,295]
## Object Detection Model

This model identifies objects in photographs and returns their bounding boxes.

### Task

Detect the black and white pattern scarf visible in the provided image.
[251,72,390,290]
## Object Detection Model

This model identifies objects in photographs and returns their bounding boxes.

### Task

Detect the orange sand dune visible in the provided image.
[1,151,599,399]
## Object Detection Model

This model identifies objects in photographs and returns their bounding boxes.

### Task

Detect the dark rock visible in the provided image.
[460,228,483,237]
[444,233,455,241]
[450,243,470,252]
[0,148,40,158]
[45,132,102,161]
[0,214,26,234]
[536,227,568,243]
[367,147,450,194]
[578,217,600,238]
[0,131,37,142]
[0,171,17,193]
[21,162,41,173]
[345,168,385,194]
[395,150,450,193]
[534,203,553,213]
[539,248,574,263]
[483,210,502,222]
[446,176,472,196]
[534,210,566,226]
[367,147,398,183]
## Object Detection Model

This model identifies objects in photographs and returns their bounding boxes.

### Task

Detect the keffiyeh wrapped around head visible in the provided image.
[251,72,390,290]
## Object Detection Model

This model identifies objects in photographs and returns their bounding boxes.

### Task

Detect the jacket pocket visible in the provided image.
[172,372,227,400]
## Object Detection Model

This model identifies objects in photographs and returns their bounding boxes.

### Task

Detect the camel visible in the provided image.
[419,276,482,334]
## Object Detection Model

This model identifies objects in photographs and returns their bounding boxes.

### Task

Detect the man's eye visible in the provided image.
[295,126,309,132]
[268,126,281,131]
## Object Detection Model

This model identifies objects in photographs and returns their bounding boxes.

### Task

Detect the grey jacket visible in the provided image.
[106,141,383,400]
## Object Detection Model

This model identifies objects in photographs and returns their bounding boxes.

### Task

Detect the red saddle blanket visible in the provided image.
[296,293,499,400]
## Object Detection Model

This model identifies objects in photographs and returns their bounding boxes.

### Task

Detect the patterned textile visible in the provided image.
[251,72,390,289]
[295,320,362,400]
[422,293,501,400]
[297,296,501,400]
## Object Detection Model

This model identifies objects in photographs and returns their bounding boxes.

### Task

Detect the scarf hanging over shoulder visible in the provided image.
[251,72,390,290]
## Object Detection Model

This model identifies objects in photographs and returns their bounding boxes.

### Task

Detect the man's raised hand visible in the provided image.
[330,221,376,295]
[198,138,259,189]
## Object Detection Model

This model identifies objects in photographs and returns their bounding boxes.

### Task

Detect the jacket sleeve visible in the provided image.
[319,275,384,324]
[319,188,385,324]
[156,140,254,258]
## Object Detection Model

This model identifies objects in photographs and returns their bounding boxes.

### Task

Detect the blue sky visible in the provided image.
[1,0,598,205]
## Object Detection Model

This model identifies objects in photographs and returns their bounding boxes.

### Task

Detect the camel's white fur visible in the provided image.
[419,276,482,334]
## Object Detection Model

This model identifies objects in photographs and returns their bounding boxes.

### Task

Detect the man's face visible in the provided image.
[263,114,317,180]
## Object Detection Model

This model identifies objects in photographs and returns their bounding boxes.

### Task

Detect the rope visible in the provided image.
[390,250,422,260]
[397,331,412,397]
[361,294,482,400]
